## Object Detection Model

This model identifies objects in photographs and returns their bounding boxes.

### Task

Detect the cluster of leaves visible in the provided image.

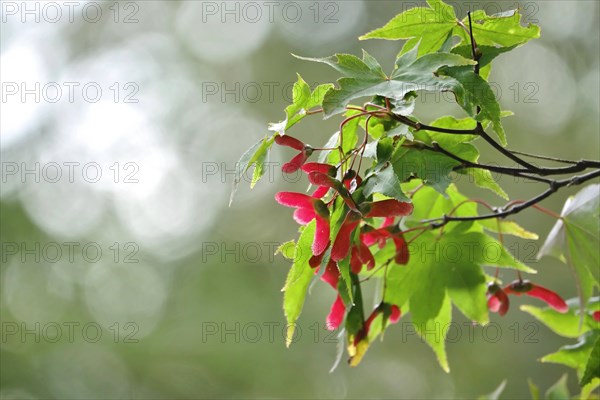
[231,0,600,393]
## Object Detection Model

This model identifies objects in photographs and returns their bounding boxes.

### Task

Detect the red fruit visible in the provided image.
[275,192,314,209]
[276,192,329,256]
[487,283,509,316]
[364,199,413,218]
[361,227,390,248]
[389,305,401,324]
[313,214,330,256]
[326,295,346,331]
[307,171,336,187]
[274,135,313,173]
[593,311,600,322]
[311,185,329,199]
[331,211,362,262]
[301,163,336,176]
[504,280,568,314]
[343,170,362,190]
[274,134,305,151]
[357,241,375,270]
[503,280,533,294]
[526,285,568,313]
[309,251,326,269]
[391,234,409,265]
[350,246,363,274]
[308,172,359,212]
[363,308,380,335]
[382,217,395,228]
[293,208,316,225]
[282,151,311,173]
[319,259,339,289]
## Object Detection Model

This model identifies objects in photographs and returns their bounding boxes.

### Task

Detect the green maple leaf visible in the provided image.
[580,336,600,387]
[383,183,535,371]
[296,47,475,118]
[538,184,600,317]
[360,1,539,57]
[439,67,507,145]
[453,9,541,48]
[360,0,458,56]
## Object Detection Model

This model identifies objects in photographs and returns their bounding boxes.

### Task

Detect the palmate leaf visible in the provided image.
[383,183,535,371]
[538,184,600,315]
[297,46,475,118]
[451,44,518,70]
[521,304,595,339]
[453,9,541,48]
[361,0,539,56]
[439,66,508,145]
[360,0,458,56]
[451,43,518,81]
[540,331,599,374]
[415,293,452,373]
[523,297,600,391]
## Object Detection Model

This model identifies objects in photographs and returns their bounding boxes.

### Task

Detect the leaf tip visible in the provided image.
[285,324,296,347]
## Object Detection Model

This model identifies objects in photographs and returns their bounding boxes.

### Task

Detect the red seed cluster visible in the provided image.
[275,134,413,330]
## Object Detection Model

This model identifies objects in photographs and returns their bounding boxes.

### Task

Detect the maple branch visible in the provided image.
[390,114,477,135]
[394,114,600,177]
[474,124,541,170]
[506,149,581,165]
[423,169,600,228]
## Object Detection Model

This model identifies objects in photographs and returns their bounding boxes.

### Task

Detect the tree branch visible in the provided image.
[423,169,600,227]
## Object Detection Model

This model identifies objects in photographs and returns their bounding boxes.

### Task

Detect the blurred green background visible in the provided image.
[1,1,599,398]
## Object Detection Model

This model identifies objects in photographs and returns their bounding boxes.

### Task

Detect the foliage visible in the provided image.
[232,0,600,396]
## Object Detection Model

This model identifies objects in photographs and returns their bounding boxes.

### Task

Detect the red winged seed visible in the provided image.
[392,234,409,265]
[293,208,316,225]
[282,152,310,173]
[364,199,413,218]
[350,246,363,274]
[331,212,362,262]
[504,280,567,314]
[275,192,315,209]
[274,134,305,151]
[311,185,329,199]
[389,305,401,324]
[526,285,568,313]
[313,214,330,256]
[319,259,339,289]
[301,163,336,176]
[358,241,375,270]
[326,295,346,331]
